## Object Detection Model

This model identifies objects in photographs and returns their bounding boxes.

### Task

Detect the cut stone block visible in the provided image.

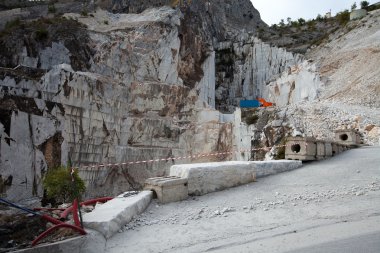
[350,9,367,20]
[144,176,188,203]
[324,142,333,157]
[285,137,316,161]
[335,129,360,146]
[170,161,256,196]
[252,160,302,178]
[331,142,339,155]
[316,141,326,160]
[170,161,302,196]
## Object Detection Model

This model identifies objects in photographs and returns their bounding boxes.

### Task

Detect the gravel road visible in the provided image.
[105,146,380,253]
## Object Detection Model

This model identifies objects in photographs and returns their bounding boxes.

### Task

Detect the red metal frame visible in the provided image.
[72,199,81,227]
[41,214,64,225]
[32,197,112,246]
[59,197,113,220]
[32,223,86,246]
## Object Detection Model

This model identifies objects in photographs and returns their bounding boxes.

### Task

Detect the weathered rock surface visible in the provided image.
[215,37,303,112]
[262,60,324,106]
[282,9,380,145]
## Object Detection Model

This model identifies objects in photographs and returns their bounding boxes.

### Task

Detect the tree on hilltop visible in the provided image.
[351,2,357,10]
[360,1,369,9]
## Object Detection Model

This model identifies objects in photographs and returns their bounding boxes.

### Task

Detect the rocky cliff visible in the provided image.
[0,3,241,201]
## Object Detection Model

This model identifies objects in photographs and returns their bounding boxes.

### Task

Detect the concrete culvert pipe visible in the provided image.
[150,190,158,199]
[340,134,349,141]
[291,144,301,153]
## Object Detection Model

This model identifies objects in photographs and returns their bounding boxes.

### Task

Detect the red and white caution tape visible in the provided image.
[75,143,303,170]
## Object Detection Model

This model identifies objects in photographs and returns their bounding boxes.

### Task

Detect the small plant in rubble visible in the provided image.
[43,166,86,204]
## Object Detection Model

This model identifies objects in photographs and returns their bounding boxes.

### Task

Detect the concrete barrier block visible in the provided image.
[82,191,152,239]
[316,141,326,160]
[285,137,316,160]
[335,129,360,146]
[170,161,256,196]
[144,176,188,203]
[253,160,302,178]
[170,160,302,196]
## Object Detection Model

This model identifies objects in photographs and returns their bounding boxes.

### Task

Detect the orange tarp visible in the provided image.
[257,98,273,107]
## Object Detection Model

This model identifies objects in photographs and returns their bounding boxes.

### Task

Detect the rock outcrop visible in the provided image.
[0,5,237,200]
[215,36,303,112]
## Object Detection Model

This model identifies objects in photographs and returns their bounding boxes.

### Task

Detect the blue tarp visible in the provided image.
[239,100,261,108]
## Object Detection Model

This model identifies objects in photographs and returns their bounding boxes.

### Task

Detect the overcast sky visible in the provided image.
[250,0,376,25]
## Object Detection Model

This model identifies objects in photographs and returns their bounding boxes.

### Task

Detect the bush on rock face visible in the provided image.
[43,166,86,203]
[336,10,350,25]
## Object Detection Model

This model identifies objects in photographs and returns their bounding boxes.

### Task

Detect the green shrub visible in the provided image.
[4,18,21,30]
[43,166,86,203]
[271,24,278,29]
[81,10,88,16]
[336,10,350,25]
[245,114,259,125]
[290,21,300,28]
[48,4,56,13]
[297,18,306,26]
[316,14,324,22]
[306,20,316,30]
[279,19,285,27]
[35,29,48,40]
[367,4,380,11]
[103,20,109,25]
[351,2,357,10]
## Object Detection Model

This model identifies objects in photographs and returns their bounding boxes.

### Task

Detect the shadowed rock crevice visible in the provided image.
[38,132,64,171]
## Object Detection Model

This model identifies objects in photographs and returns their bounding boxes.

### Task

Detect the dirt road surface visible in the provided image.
[106,146,380,253]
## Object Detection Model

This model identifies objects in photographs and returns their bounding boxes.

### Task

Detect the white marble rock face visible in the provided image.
[2,4,379,201]
[0,7,234,201]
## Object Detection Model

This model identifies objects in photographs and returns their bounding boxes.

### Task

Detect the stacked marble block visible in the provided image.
[285,129,360,161]
[144,176,188,203]
[334,129,361,146]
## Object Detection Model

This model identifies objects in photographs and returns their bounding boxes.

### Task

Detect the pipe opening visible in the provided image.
[150,190,158,199]
[291,144,301,153]
[339,134,348,141]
